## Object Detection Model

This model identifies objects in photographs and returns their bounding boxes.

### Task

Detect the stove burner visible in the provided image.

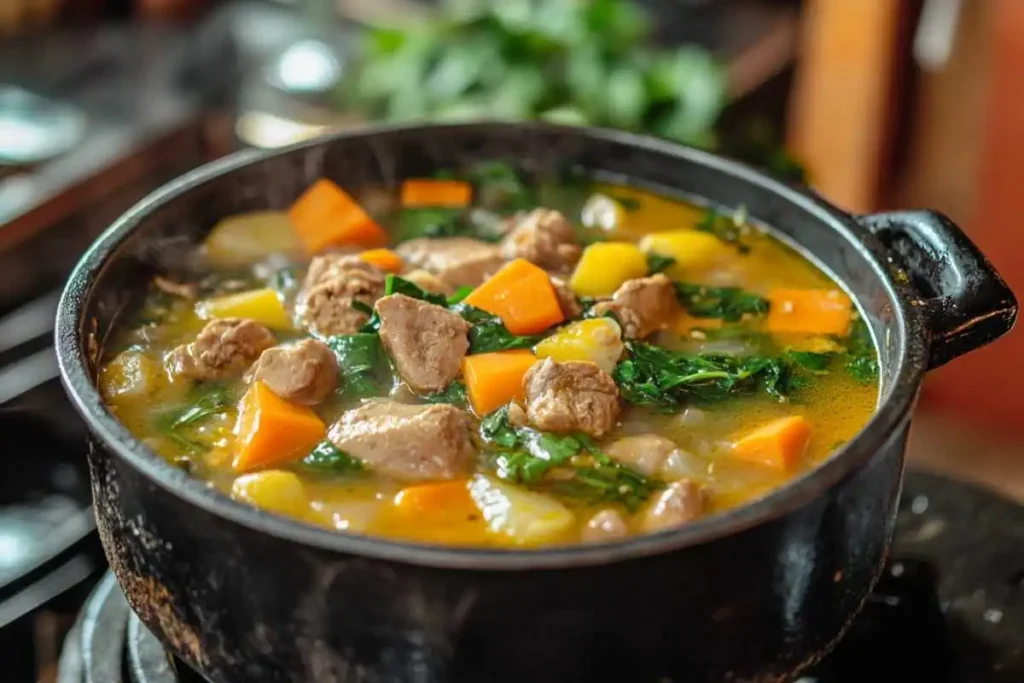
[57,471,1024,683]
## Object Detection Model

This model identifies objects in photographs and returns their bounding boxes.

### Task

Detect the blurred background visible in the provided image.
[0,0,1022,680]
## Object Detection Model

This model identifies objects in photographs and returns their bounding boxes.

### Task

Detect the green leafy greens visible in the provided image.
[673,282,769,322]
[154,382,235,455]
[302,439,365,475]
[696,208,752,253]
[479,406,662,510]
[450,303,545,353]
[646,252,677,275]
[326,333,393,401]
[423,380,469,407]
[613,341,796,408]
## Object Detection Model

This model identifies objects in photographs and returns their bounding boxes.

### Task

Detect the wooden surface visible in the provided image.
[918,0,1024,433]
[786,0,908,212]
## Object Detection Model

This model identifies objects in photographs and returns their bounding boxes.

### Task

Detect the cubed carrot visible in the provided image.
[288,178,388,254]
[463,259,565,335]
[400,179,472,208]
[358,248,404,272]
[386,479,490,545]
[765,288,853,336]
[233,381,326,472]
[731,416,811,471]
[462,349,537,415]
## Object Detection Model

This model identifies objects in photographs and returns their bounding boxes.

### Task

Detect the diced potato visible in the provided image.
[468,474,575,546]
[639,230,729,278]
[534,318,624,373]
[100,350,162,402]
[202,211,301,268]
[231,470,309,518]
[196,288,292,329]
[569,242,648,297]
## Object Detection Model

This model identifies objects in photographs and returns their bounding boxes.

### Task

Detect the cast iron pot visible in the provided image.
[55,123,1016,683]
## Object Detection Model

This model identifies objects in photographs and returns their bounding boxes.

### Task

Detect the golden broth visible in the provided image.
[101,178,878,548]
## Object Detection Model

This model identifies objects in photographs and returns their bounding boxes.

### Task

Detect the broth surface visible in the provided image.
[101,166,878,547]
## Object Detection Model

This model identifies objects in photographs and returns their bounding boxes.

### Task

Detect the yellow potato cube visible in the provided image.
[639,230,729,278]
[196,288,292,329]
[100,350,162,402]
[569,241,648,297]
[202,211,301,268]
[231,470,309,518]
[534,318,624,373]
[468,475,575,546]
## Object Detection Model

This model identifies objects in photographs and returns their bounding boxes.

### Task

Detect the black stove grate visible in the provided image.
[55,470,1024,683]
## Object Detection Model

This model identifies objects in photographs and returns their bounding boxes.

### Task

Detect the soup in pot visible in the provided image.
[100,163,878,547]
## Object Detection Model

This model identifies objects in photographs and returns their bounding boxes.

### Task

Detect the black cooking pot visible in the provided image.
[55,123,1016,683]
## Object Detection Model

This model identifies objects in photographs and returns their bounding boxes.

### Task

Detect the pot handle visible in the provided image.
[857,210,1017,369]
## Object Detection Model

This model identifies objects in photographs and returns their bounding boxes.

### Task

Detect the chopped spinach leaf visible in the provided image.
[696,208,751,253]
[351,299,375,317]
[785,350,835,373]
[450,303,544,353]
[466,161,536,213]
[613,341,796,408]
[447,285,474,305]
[842,318,879,384]
[480,409,661,511]
[302,439,365,475]
[422,380,468,407]
[646,252,677,275]
[673,282,769,321]
[384,274,448,306]
[395,207,466,243]
[154,382,235,455]
[326,333,393,401]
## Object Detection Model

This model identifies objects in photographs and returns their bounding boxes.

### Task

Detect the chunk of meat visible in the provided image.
[296,254,386,336]
[169,318,274,381]
[606,434,695,478]
[301,252,377,292]
[582,509,629,542]
[550,276,583,319]
[523,357,620,437]
[590,274,678,339]
[396,237,506,288]
[641,480,705,533]
[402,269,454,296]
[376,294,470,393]
[327,401,475,481]
[251,339,338,405]
[500,208,582,272]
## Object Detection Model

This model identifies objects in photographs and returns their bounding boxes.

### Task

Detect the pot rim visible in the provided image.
[55,121,928,570]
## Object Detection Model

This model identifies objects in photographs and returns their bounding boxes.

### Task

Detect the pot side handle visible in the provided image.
[857,210,1017,370]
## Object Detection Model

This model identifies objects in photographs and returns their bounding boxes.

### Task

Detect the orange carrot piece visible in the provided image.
[463,259,565,335]
[462,350,537,415]
[731,416,811,471]
[765,288,853,335]
[400,179,472,208]
[233,381,326,472]
[388,479,489,544]
[359,248,404,272]
[393,480,475,521]
[288,178,388,254]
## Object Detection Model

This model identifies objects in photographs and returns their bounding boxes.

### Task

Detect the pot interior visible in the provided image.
[59,123,926,563]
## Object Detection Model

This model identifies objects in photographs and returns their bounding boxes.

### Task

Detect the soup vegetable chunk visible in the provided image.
[101,163,879,548]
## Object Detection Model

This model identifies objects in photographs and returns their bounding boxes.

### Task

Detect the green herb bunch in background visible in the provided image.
[339,0,804,181]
